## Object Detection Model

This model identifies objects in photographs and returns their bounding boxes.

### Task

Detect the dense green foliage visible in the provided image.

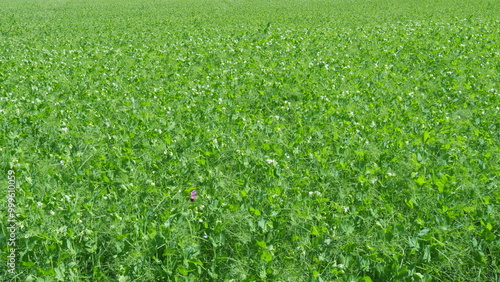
[1,0,499,280]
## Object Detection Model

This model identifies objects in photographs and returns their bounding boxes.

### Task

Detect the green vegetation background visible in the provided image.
[1,0,499,280]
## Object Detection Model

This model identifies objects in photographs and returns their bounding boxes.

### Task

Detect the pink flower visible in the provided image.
[190,190,197,202]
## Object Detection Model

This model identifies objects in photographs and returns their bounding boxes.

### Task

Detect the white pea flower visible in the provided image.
[266,159,278,165]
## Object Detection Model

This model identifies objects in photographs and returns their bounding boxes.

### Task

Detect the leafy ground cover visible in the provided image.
[1,0,499,280]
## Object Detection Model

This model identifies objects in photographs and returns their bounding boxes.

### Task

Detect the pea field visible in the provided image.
[1,0,499,280]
